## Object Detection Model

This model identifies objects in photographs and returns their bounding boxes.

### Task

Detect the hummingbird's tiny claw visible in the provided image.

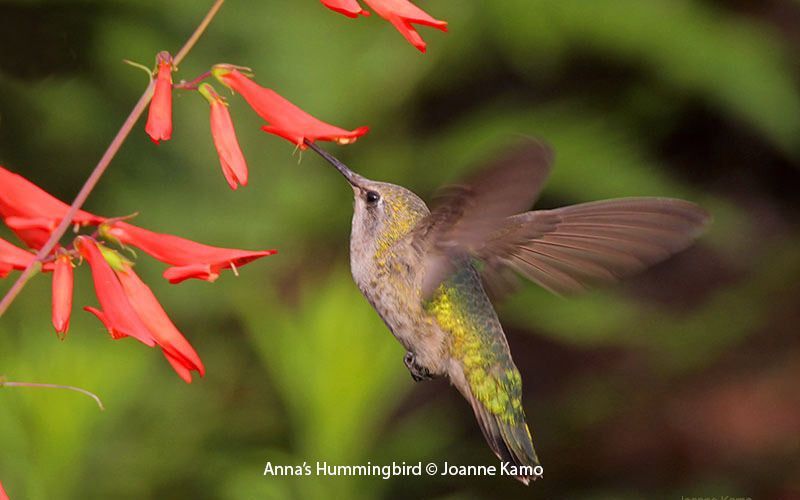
[404,351,432,382]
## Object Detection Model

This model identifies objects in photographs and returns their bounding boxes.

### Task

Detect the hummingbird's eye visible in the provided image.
[366,191,380,204]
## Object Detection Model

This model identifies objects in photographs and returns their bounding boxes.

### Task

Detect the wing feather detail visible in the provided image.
[413,141,555,297]
[479,198,711,296]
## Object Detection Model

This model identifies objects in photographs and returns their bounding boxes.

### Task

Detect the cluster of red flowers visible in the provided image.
[320,0,447,52]
[141,1,448,187]
[0,4,451,497]
[2,0,449,388]
[0,166,275,382]
[3,54,378,382]
[144,60,370,190]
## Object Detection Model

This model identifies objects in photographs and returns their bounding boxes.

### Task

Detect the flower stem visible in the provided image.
[174,0,225,67]
[174,70,213,90]
[0,377,105,411]
[0,0,226,319]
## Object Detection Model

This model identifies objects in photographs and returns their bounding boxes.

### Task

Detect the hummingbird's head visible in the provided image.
[307,142,429,254]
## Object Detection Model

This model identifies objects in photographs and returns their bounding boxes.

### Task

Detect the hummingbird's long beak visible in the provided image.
[304,140,365,189]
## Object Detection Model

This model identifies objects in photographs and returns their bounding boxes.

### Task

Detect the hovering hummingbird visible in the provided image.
[306,139,710,484]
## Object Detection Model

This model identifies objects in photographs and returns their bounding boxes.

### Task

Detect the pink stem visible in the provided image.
[0,378,105,410]
[174,70,213,90]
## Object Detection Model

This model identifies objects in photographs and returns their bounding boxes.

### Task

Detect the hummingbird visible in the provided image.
[306,139,710,484]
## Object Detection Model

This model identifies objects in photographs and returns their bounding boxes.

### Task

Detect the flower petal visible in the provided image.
[0,166,103,248]
[320,0,370,18]
[116,265,205,382]
[52,255,74,337]
[0,167,100,223]
[0,237,37,271]
[163,351,194,383]
[75,237,156,347]
[84,306,127,340]
[4,216,57,249]
[105,222,276,282]
[163,264,219,284]
[200,83,249,190]
[362,0,447,52]
[145,52,174,144]
[213,67,369,148]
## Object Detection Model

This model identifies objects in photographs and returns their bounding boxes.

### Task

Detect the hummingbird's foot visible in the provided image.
[404,351,432,382]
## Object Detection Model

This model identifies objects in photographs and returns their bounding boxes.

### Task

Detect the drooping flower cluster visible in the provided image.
[3,2,453,387]
[2,52,377,384]
[0,166,275,382]
[320,0,448,52]
[144,55,369,190]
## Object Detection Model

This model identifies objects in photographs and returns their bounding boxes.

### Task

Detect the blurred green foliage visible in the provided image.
[1,1,799,498]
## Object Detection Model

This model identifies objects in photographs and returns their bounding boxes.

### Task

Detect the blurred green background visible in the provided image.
[2,0,800,498]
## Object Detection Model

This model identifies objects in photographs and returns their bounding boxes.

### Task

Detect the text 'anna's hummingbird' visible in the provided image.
[306,139,710,485]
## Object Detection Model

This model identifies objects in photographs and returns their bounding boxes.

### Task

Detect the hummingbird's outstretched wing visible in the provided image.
[413,140,710,298]
[413,140,554,298]
[476,198,711,296]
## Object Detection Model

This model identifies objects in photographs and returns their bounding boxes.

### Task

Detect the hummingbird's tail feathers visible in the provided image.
[470,396,541,485]
[445,332,542,485]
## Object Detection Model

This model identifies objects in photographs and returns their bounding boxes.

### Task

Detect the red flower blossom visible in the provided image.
[322,0,447,52]
[3,217,57,250]
[0,166,103,248]
[115,264,205,383]
[212,66,369,148]
[145,51,174,144]
[0,480,9,500]
[365,0,447,52]
[75,236,156,347]
[52,253,74,337]
[75,237,204,382]
[104,221,276,284]
[0,164,263,383]
[320,0,369,17]
[199,83,249,190]
[0,237,38,277]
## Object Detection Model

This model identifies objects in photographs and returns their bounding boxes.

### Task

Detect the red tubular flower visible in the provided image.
[212,66,369,149]
[0,480,9,500]
[74,237,156,347]
[115,264,205,383]
[52,253,74,337]
[0,166,103,248]
[198,83,249,190]
[320,0,370,17]
[3,217,58,250]
[145,51,174,144]
[104,221,276,284]
[75,237,204,382]
[0,237,37,277]
[321,0,447,52]
[363,0,448,52]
